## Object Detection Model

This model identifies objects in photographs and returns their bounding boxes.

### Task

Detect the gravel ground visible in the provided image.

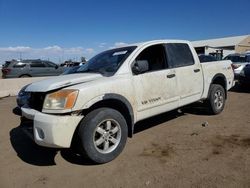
[0,85,250,188]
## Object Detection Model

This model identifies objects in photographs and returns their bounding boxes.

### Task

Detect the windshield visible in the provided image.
[77,46,137,76]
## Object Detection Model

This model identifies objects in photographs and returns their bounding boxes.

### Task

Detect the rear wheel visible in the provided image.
[19,74,31,78]
[206,84,225,114]
[78,108,128,164]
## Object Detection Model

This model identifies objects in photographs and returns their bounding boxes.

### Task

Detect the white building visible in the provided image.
[192,35,250,59]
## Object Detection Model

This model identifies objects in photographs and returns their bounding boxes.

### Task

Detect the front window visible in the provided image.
[45,61,57,67]
[135,44,166,72]
[77,46,137,76]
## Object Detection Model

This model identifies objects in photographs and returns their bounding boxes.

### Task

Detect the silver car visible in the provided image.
[224,53,250,79]
[2,59,63,78]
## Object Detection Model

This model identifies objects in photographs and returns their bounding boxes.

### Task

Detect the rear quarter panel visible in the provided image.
[201,60,234,99]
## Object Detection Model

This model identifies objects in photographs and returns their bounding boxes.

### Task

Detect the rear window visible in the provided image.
[13,62,26,68]
[3,61,12,68]
[165,43,195,68]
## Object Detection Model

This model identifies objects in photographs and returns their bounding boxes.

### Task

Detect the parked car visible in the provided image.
[61,61,83,67]
[17,40,234,163]
[223,53,250,79]
[16,66,84,108]
[198,54,217,63]
[239,64,250,85]
[2,59,63,78]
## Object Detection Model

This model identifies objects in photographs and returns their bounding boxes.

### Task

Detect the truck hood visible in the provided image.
[26,73,103,92]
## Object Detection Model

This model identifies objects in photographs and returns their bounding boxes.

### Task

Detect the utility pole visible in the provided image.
[19,52,22,60]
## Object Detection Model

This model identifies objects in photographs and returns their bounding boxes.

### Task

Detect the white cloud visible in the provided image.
[109,42,128,49]
[43,45,62,51]
[98,43,107,48]
[65,47,84,55]
[85,48,95,54]
[0,45,96,64]
[114,42,128,47]
[0,41,131,64]
[0,46,32,52]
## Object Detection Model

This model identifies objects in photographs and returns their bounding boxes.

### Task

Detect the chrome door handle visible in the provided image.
[167,74,175,78]
[194,69,200,73]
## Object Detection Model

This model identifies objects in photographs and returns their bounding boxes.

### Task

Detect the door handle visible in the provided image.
[167,74,175,78]
[194,69,200,73]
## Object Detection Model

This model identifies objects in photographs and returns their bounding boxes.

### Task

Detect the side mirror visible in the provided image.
[132,60,149,75]
[55,65,59,69]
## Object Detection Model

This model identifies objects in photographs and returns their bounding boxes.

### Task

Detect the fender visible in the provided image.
[104,93,134,118]
[211,73,227,87]
[104,94,135,137]
[208,73,227,98]
[82,93,135,137]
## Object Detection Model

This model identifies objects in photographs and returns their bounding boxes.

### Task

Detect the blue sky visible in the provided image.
[0,0,249,63]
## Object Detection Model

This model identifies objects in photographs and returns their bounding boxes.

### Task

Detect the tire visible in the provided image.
[78,108,128,164]
[206,84,225,115]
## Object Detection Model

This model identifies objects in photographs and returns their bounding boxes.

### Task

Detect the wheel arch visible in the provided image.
[210,73,227,99]
[80,94,135,138]
[19,74,32,78]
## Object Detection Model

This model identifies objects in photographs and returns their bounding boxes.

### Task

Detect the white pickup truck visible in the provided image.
[19,40,234,163]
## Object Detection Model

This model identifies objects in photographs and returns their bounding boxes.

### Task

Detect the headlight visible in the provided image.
[43,89,79,110]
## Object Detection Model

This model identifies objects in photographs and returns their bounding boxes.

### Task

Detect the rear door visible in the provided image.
[132,44,179,121]
[165,43,203,106]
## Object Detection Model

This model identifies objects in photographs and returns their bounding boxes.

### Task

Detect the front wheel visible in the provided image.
[78,108,128,164]
[206,84,226,115]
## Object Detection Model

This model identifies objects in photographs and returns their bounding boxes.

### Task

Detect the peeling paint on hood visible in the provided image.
[25,73,103,92]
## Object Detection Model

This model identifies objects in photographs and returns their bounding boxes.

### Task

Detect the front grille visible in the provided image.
[28,92,46,111]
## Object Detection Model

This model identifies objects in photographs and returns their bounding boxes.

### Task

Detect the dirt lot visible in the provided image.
[0,85,250,188]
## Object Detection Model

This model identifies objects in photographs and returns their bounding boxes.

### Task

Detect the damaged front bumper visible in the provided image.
[21,107,83,148]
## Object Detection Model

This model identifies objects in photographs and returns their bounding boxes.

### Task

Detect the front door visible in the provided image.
[132,44,179,121]
[29,61,48,76]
